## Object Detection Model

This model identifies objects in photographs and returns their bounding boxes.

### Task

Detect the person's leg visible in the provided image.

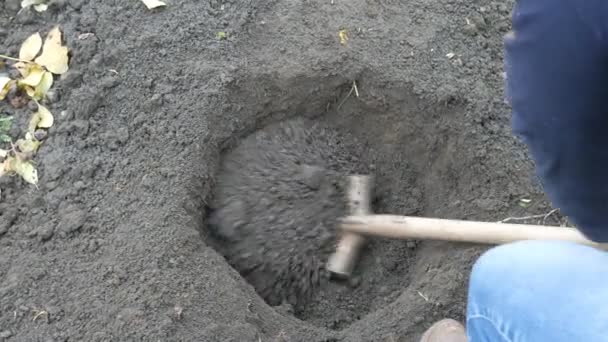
[467,240,608,341]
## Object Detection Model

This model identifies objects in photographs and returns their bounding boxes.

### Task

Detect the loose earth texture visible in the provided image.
[0,0,566,341]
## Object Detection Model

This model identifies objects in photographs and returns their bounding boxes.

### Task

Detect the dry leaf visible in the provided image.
[21,0,45,9]
[30,104,54,130]
[17,134,41,155]
[13,62,30,77]
[33,3,48,11]
[19,33,43,61]
[141,0,167,9]
[20,64,45,86]
[338,29,348,46]
[0,77,12,101]
[32,71,53,100]
[35,26,69,75]
[0,158,9,177]
[7,156,38,185]
[37,104,53,128]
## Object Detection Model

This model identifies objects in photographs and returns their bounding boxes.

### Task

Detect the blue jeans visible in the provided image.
[466,240,608,341]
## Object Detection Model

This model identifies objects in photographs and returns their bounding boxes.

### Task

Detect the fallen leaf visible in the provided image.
[37,104,53,128]
[35,26,69,75]
[7,156,38,185]
[338,29,348,46]
[21,0,45,9]
[0,76,13,100]
[13,62,30,77]
[19,33,43,61]
[0,158,9,177]
[19,64,45,86]
[28,104,54,131]
[0,149,7,158]
[33,71,53,100]
[16,134,40,154]
[141,0,167,9]
[216,31,227,40]
[33,3,48,11]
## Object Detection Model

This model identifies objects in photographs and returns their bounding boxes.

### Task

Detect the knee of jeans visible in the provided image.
[471,240,575,285]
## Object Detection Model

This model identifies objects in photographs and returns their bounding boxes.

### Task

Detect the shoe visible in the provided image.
[420,319,467,342]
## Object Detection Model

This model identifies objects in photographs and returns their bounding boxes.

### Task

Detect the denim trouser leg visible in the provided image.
[466,240,608,341]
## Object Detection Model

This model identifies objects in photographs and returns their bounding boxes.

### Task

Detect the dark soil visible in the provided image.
[0,0,563,341]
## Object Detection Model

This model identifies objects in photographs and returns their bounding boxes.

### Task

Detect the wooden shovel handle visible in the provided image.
[340,215,607,249]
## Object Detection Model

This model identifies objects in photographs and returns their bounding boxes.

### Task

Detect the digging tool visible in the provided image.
[326,175,372,277]
[328,175,606,277]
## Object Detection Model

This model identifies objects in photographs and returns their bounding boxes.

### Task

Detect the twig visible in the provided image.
[0,54,32,63]
[337,84,355,110]
[417,291,429,302]
[337,80,359,110]
[499,208,559,224]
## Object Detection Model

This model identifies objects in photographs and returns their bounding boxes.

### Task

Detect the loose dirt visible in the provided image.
[0,0,561,341]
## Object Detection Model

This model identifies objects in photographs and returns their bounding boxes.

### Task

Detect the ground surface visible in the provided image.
[0,0,563,341]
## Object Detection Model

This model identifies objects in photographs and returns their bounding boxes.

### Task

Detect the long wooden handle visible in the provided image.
[340,214,606,249]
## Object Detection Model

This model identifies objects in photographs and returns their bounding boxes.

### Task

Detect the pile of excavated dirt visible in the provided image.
[0,0,561,340]
[208,118,373,311]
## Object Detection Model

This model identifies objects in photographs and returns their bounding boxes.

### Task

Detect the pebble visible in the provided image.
[0,330,12,338]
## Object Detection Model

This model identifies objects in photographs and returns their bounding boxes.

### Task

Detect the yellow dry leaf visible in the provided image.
[19,32,43,61]
[0,77,12,101]
[28,111,41,132]
[37,104,53,128]
[33,71,53,100]
[16,134,41,154]
[0,158,8,177]
[13,62,30,77]
[35,26,69,75]
[339,29,348,46]
[20,64,45,86]
[141,0,167,9]
[7,156,38,185]
[25,85,36,98]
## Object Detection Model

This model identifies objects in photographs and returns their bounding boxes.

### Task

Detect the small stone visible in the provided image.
[0,330,12,338]
[406,241,417,249]
[413,316,424,324]
[445,52,455,59]
[34,129,48,141]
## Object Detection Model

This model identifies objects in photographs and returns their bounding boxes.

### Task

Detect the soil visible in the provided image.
[0,0,564,341]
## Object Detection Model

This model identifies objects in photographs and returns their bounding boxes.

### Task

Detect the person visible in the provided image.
[421,0,608,340]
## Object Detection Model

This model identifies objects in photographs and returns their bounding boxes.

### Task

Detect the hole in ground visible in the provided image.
[204,70,473,331]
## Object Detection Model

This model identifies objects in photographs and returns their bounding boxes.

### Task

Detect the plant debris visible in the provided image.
[0,26,69,186]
